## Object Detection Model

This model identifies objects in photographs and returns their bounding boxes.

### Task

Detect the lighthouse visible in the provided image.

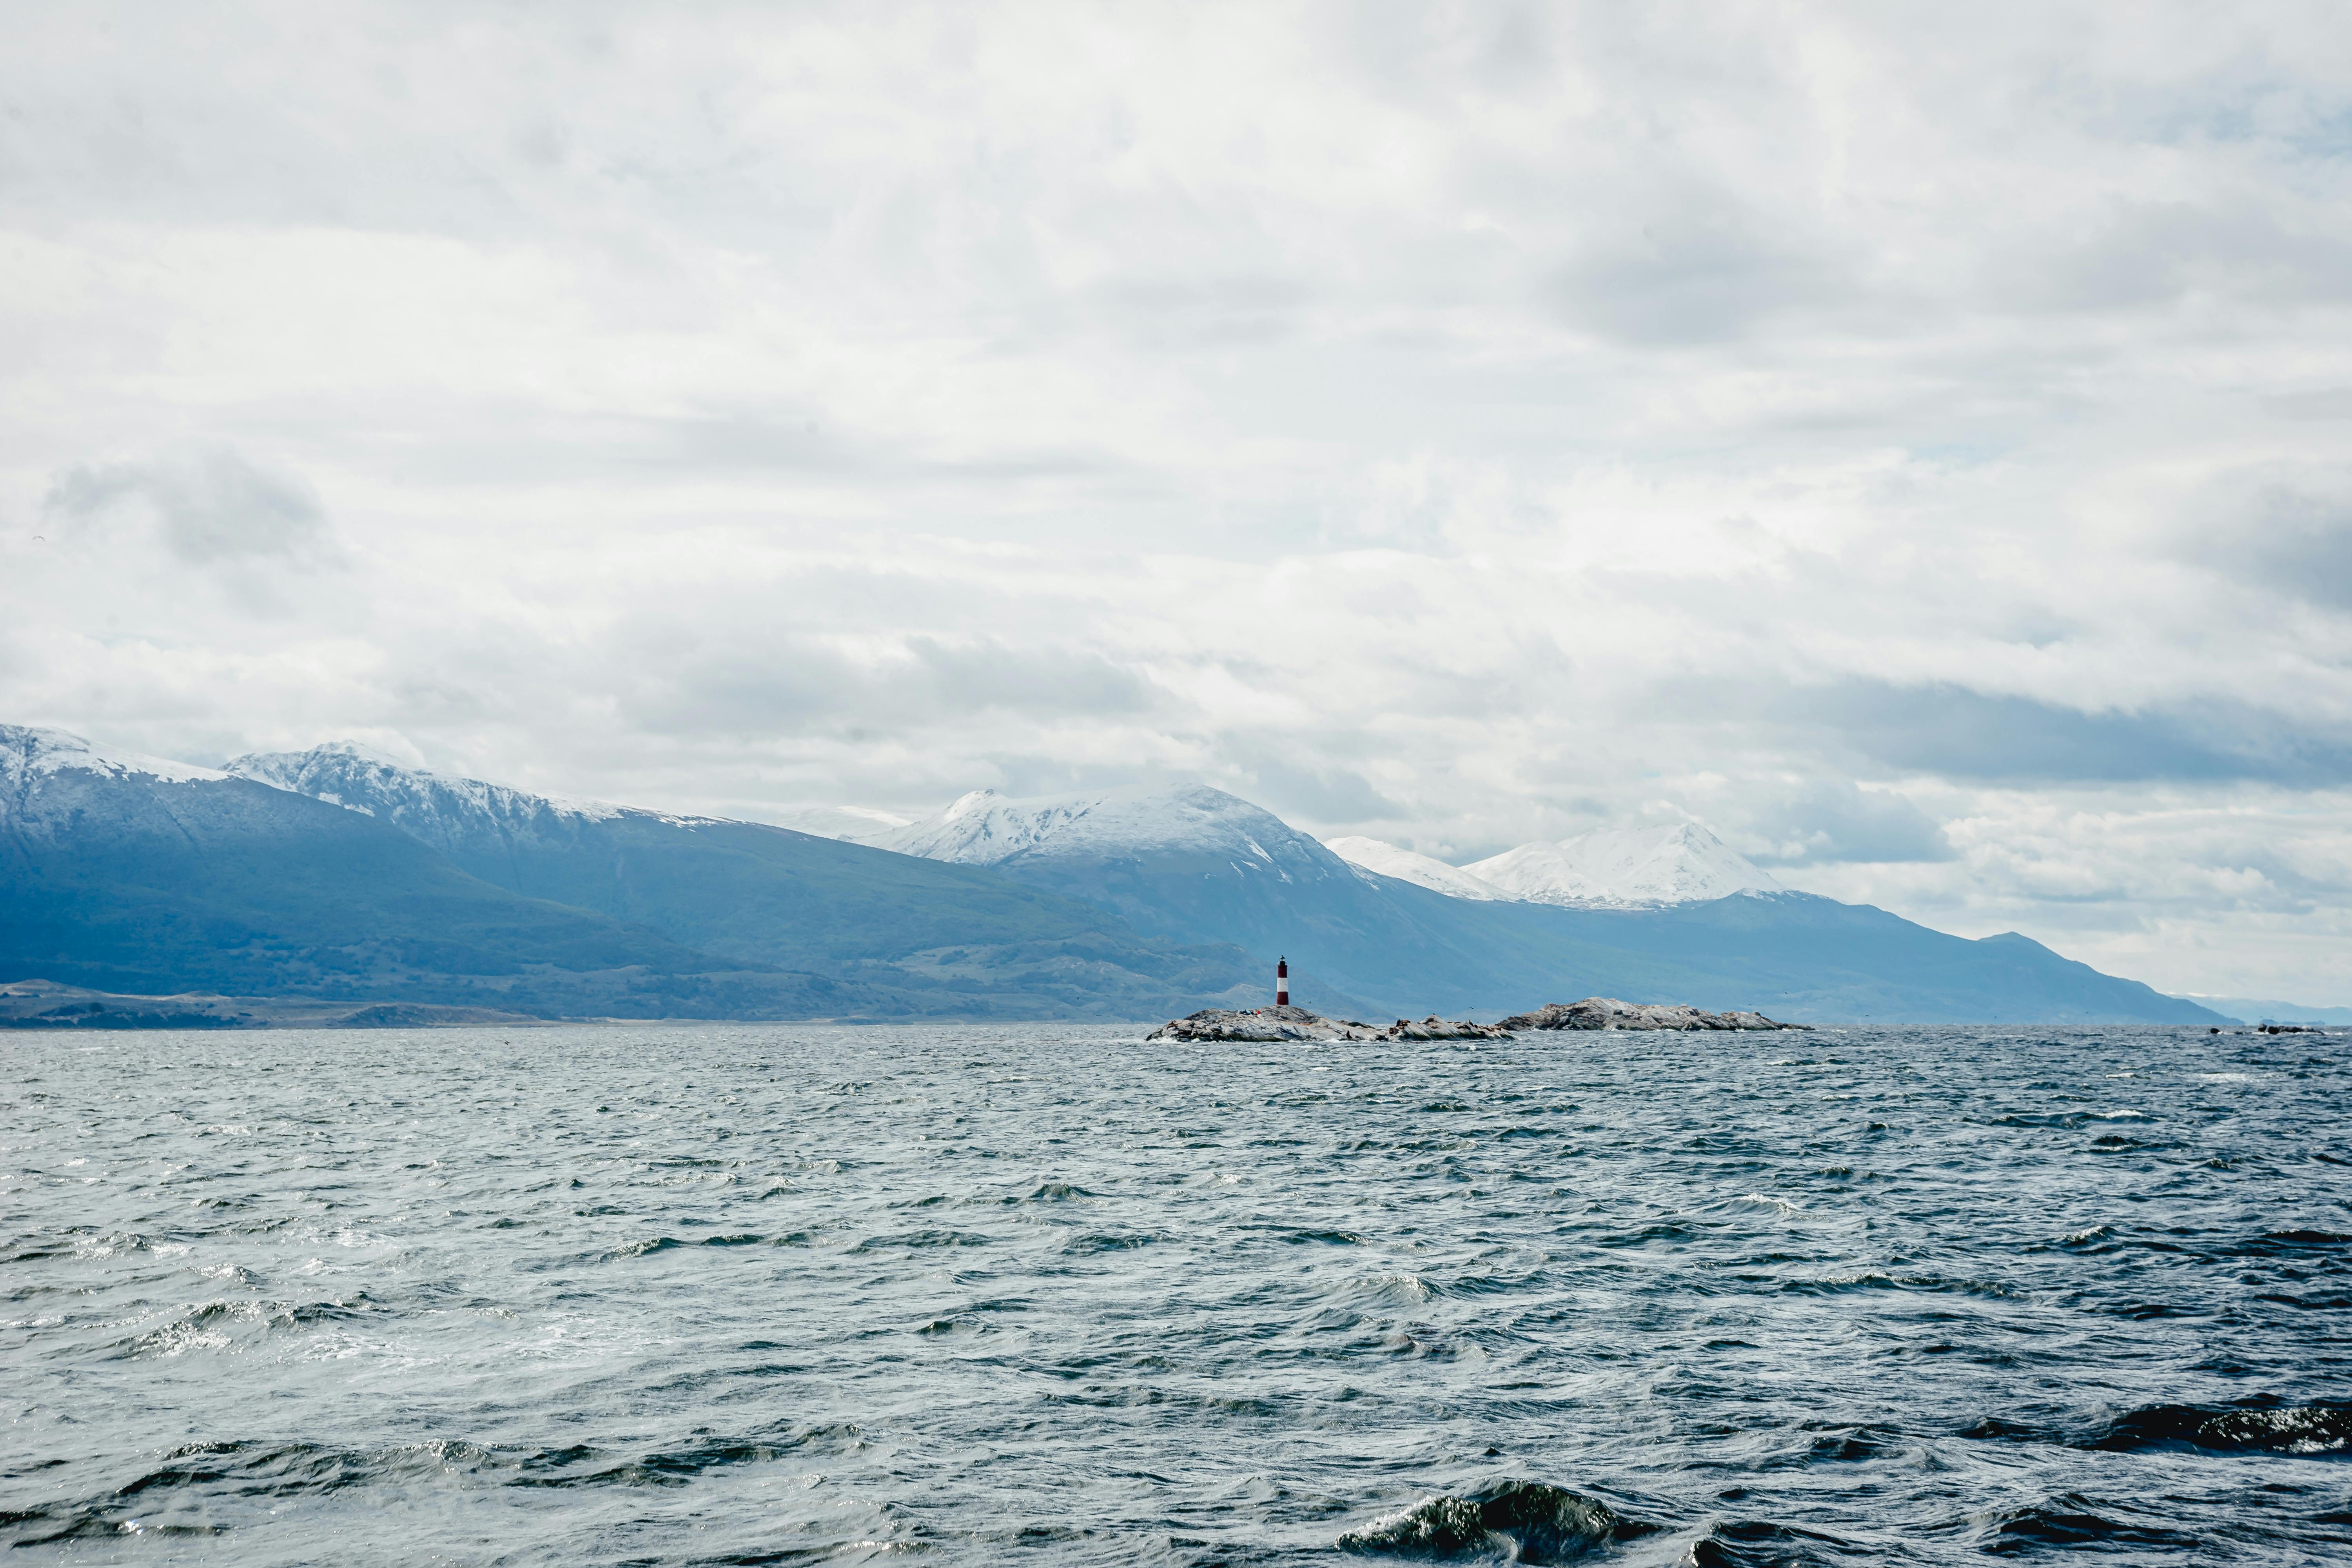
[1276,956,1289,1008]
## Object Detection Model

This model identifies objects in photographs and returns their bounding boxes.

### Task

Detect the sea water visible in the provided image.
[4,1023,2349,1564]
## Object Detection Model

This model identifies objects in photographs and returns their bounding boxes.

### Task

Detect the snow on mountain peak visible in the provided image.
[880,788,1105,864]
[1465,821,1779,908]
[877,783,1344,875]
[226,743,630,830]
[1323,837,1515,900]
[0,724,225,787]
[305,737,425,769]
[876,787,1777,909]
[1450,842,1610,906]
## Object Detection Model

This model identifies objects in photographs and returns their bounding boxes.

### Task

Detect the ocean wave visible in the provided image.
[23,1424,884,1530]
[1002,1180,1100,1203]
[846,1229,993,1252]
[1751,1429,1895,1470]
[111,1294,380,1359]
[16,1021,2352,1563]
[1986,1110,2153,1131]
[1976,1494,2201,1555]
[1777,1272,2021,1299]
[1353,1272,1443,1305]
[1061,1231,1158,1254]
[2232,1228,2352,1258]
[1684,1517,1873,1566]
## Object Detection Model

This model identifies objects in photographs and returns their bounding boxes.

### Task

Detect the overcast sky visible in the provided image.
[6,3,2351,1001]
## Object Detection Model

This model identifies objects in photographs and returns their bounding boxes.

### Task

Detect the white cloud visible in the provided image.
[5,2,2352,1001]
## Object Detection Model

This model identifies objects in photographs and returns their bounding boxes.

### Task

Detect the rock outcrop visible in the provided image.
[1146,1006,1511,1042]
[1499,997,1806,1031]
[1148,1006,1383,1042]
[1383,1014,1512,1040]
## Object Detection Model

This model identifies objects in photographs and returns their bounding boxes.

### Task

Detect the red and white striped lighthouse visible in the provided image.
[1276,956,1289,1007]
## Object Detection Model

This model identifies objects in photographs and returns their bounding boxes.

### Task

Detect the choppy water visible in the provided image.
[5,1023,2352,1565]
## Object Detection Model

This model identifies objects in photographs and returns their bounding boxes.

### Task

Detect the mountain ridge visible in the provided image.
[865,782,2222,1025]
[1467,822,1782,907]
[1324,836,1516,901]
[5,728,2235,1025]
[5,728,1265,1020]
[1322,821,1782,909]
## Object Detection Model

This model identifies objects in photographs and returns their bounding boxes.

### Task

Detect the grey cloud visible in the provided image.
[2002,196,2352,315]
[1224,749,1405,826]
[909,638,1163,717]
[613,634,1167,739]
[10,4,2352,1002]
[1548,209,1842,346]
[43,449,329,564]
[1086,274,1315,350]
[2266,389,2352,421]
[1634,675,2352,788]
[652,415,864,475]
[2179,466,2352,610]
[641,413,1130,484]
[1779,682,2352,786]
[1740,779,1955,866]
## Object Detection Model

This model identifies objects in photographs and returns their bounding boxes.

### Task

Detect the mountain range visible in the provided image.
[2,725,2233,1025]
[1,729,1261,1021]
[849,788,2221,1025]
[1323,821,1781,907]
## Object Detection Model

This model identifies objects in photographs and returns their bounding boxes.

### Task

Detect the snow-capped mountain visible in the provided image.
[874,785,1434,1012]
[877,791,1779,920]
[1465,822,1780,908]
[220,742,1264,1013]
[771,804,914,842]
[2,723,2237,1026]
[225,741,662,858]
[1446,841,1609,905]
[877,785,1344,882]
[1,724,225,803]
[1322,836,1515,900]
[0,724,720,1007]
[875,788,1119,864]
[1321,822,1777,909]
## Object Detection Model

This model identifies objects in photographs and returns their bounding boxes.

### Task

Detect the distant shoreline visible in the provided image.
[5,982,2330,1034]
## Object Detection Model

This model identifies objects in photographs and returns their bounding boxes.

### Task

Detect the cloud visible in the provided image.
[1735,779,1955,866]
[42,448,330,565]
[1640,677,2352,787]
[1791,684,2352,786]
[5,2,2352,1001]
[1548,207,1845,347]
[2177,464,2352,611]
[911,637,1164,718]
[605,630,1169,740]
[1220,746,1406,825]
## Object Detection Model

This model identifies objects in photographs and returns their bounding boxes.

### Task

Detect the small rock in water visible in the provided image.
[1497,997,1806,1032]
[1337,1479,1656,1561]
[1146,1005,1385,1042]
[1386,1014,1511,1040]
[1145,1007,1510,1043]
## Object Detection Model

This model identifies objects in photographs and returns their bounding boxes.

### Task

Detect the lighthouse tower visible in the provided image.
[1276,956,1289,1008]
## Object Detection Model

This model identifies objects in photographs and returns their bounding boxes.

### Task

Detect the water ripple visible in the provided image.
[2,1022,2348,1563]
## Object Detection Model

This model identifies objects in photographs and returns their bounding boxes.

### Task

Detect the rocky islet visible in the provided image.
[1148,995,1804,1041]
